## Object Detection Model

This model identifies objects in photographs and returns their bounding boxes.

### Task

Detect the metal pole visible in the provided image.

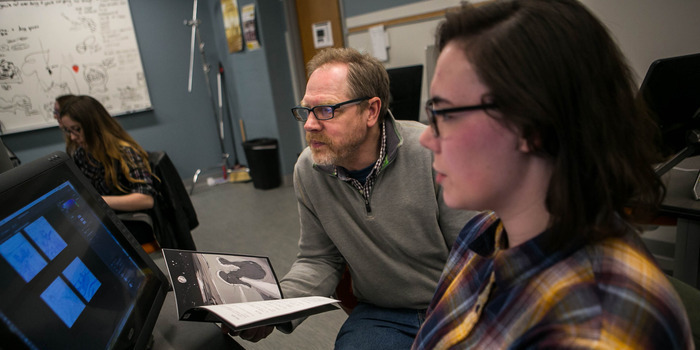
[185,0,230,193]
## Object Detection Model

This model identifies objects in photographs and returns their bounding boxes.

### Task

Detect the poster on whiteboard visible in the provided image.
[0,0,152,135]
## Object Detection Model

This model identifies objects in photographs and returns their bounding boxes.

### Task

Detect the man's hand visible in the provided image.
[221,324,275,343]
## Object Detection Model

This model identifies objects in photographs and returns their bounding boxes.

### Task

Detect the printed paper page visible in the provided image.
[201,296,339,328]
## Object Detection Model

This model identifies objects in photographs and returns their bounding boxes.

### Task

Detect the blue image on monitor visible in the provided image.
[25,216,67,260]
[41,277,86,328]
[63,257,101,302]
[0,233,47,283]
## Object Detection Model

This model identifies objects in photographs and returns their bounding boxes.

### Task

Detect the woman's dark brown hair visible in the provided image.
[436,0,665,246]
[60,95,154,193]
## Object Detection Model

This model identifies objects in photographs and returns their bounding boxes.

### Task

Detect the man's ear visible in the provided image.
[366,97,381,127]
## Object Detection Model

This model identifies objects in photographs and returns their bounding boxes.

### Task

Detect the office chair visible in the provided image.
[668,275,700,347]
[148,151,199,251]
[117,211,158,252]
[118,151,199,253]
[334,265,358,315]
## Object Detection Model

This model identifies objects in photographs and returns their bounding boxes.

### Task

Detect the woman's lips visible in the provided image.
[435,172,445,184]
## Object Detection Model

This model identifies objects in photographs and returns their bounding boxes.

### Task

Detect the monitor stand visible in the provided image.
[655,129,700,199]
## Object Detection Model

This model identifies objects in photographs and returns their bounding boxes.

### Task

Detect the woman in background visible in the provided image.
[412,1,692,349]
[59,95,157,243]
[54,94,76,140]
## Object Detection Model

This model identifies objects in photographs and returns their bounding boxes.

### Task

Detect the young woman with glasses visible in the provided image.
[412,1,692,348]
[59,95,157,243]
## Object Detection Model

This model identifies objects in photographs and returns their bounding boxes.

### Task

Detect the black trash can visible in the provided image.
[242,138,282,190]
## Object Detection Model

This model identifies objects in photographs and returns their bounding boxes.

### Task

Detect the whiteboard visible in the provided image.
[0,0,152,134]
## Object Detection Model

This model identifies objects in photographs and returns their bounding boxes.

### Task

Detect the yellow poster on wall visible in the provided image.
[242,4,260,51]
[221,0,243,53]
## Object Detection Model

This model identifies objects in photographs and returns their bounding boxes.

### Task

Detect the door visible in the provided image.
[294,0,345,75]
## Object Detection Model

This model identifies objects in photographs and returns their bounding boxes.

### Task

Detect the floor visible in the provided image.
[149,173,347,349]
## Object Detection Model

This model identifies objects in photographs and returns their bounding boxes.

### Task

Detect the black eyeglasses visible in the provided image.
[291,97,370,122]
[425,100,496,137]
[62,126,82,136]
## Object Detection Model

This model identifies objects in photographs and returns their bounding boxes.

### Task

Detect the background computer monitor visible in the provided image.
[0,152,169,349]
[387,64,424,122]
[0,138,14,174]
[639,52,700,160]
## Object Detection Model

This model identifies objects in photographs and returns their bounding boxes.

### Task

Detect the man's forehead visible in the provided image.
[303,65,351,105]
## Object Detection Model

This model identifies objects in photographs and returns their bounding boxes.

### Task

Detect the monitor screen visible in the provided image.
[0,152,169,349]
[387,65,424,122]
[639,52,700,158]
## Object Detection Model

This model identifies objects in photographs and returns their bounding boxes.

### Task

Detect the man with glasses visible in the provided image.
[234,48,474,348]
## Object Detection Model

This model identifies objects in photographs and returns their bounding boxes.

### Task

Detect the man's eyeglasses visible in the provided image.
[291,97,370,122]
[62,126,82,136]
[425,100,496,137]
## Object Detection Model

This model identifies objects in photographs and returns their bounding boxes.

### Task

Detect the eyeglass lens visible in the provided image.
[292,97,369,122]
[63,126,81,136]
[425,103,440,137]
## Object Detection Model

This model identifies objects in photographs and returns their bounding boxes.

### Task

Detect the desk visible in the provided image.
[149,255,347,350]
[660,156,700,287]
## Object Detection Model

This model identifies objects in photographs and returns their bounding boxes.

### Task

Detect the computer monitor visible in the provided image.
[0,138,14,174]
[639,53,700,164]
[0,152,170,349]
[387,65,424,122]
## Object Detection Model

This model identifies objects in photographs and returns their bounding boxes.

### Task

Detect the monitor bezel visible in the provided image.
[0,151,170,349]
[638,52,700,158]
[387,64,424,122]
[0,137,15,174]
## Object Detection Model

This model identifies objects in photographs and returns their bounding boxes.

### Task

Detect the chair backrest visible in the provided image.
[668,275,700,347]
[148,151,198,250]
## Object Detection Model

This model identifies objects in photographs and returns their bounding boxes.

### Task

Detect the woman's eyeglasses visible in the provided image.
[62,126,82,136]
[425,100,496,137]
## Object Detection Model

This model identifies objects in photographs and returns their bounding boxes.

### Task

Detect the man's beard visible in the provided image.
[306,130,364,167]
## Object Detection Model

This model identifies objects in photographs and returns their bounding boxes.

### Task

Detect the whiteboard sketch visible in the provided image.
[0,0,152,134]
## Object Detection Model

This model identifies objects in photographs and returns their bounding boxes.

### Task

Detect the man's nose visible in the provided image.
[304,112,322,131]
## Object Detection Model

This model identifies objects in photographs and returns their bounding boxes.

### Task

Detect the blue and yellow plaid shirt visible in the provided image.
[73,146,155,197]
[413,211,693,349]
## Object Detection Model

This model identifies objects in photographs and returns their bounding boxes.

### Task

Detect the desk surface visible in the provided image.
[149,254,347,350]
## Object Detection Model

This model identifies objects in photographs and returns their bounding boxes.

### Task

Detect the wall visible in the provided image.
[4,0,700,181]
[206,0,301,177]
[582,0,700,83]
[2,0,301,181]
[2,0,227,181]
[345,0,466,123]
[345,0,700,122]
[342,0,421,18]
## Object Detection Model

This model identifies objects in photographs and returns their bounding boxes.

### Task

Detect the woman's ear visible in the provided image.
[518,137,531,152]
[518,133,542,153]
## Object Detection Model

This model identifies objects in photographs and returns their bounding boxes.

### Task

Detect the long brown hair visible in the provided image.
[436,0,665,246]
[60,95,154,193]
[56,94,77,147]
